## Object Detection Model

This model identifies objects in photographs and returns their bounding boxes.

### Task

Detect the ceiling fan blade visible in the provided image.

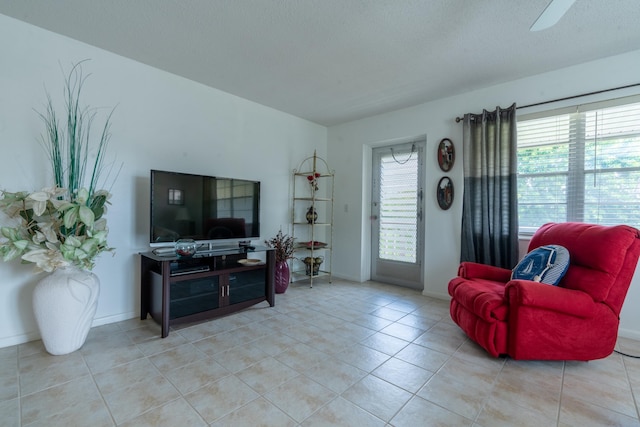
[530,0,577,31]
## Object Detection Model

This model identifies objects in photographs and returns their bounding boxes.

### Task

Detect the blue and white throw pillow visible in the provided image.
[511,245,570,286]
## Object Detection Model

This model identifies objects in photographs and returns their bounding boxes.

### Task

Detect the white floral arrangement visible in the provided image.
[0,60,117,273]
[0,187,111,272]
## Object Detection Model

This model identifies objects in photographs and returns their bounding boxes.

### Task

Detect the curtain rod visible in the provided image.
[454,83,640,123]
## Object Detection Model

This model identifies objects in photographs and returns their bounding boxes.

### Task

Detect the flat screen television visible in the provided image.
[150,169,260,247]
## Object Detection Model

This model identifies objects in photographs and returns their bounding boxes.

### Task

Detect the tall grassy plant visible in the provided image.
[38,60,115,200]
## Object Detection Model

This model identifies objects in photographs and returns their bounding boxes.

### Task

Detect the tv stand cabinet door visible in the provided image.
[228,268,269,305]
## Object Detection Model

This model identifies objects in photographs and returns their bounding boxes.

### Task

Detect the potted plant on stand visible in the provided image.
[0,61,117,355]
[265,230,294,294]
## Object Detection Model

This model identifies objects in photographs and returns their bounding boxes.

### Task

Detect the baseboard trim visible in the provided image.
[0,331,41,349]
[326,273,363,283]
[0,311,139,349]
[421,289,449,300]
[618,327,640,341]
[92,311,138,327]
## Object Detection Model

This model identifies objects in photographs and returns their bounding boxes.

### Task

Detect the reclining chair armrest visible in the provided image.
[458,262,513,282]
[505,280,596,318]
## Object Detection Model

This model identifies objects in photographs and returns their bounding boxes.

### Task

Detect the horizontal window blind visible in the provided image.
[378,150,418,263]
[517,96,640,233]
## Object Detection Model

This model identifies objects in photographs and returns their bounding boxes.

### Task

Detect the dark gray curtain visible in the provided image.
[460,104,519,269]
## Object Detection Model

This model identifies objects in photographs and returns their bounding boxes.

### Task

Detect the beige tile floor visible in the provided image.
[2,279,640,426]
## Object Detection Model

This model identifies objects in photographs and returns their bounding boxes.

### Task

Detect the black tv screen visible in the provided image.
[150,170,260,245]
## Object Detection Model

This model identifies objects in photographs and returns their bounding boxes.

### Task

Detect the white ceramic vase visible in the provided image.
[32,266,100,355]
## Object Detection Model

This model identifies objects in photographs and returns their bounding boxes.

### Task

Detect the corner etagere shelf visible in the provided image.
[291,151,334,287]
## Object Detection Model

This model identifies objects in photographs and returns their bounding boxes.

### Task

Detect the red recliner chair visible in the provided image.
[448,222,640,361]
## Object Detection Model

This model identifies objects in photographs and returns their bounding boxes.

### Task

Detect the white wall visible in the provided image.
[0,15,327,348]
[327,49,640,340]
[3,12,640,348]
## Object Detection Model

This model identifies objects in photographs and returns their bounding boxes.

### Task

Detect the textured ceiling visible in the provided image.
[1,0,640,126]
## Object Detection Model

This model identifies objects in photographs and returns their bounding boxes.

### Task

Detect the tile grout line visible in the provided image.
[620,354,640,421]
[80,350,118,426]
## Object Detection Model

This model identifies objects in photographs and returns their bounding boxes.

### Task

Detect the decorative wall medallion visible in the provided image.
[437,138,455,172]
[437,176,454,210]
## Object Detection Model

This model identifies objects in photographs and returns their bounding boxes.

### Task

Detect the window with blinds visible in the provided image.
[377,151,419,263]
[517,96,640,234]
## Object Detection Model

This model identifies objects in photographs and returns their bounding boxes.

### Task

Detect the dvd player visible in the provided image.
[153,247,176,256]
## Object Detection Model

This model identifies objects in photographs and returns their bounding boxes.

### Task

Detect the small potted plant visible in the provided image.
[265,230,294,293]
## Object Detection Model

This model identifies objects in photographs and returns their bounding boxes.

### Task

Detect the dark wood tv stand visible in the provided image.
[139,246,275,338]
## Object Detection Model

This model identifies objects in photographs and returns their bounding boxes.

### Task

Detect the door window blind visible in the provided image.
[378,149,418,263]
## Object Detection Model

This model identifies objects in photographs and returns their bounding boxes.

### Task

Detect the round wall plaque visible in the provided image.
[437,138,455,172]
[437,176,454,210]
